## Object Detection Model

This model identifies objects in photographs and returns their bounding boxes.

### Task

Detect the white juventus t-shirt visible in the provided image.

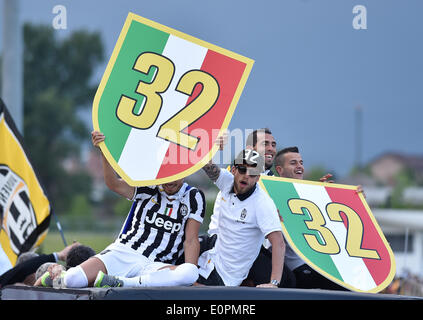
[208,169,282,286]
[209,170,305,272]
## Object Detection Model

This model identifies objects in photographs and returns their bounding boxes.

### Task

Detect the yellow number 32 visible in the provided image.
[116,52,219,150]
[288,199,380,259]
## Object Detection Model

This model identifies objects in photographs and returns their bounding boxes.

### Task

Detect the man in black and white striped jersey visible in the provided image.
[62,131,205,289]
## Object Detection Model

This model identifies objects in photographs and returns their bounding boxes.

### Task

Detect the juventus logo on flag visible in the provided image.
[0,99,51,274]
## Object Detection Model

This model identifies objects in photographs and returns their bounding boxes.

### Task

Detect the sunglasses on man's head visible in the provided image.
[235,165,259,177]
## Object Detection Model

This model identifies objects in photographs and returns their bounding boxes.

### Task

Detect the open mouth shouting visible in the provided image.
[239,180,249,188]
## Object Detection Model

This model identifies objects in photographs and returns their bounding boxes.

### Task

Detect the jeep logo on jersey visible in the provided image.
[259,175,396,293]
[145,211,182,234]
[0,165,37,254]
[92,13,254,187]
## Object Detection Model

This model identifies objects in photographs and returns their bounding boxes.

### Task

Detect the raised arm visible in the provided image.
[202,162,221,182]
[201,133,227,182]
[91,131,135,200]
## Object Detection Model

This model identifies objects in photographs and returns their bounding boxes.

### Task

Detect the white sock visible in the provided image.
[115,263,199,288]
[117,263,198,287]
[119,276,142,287]
[140,263,198,287]
[63,266,88,288]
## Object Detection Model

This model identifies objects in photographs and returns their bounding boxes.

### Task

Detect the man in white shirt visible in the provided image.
[208,128,277,236]
[203,128,295,287]
[198,149,285,287]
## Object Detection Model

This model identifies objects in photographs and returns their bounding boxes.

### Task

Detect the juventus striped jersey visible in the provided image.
[117,183,205,264]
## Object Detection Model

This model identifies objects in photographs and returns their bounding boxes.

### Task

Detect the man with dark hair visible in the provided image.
[276,146,298,156]
[66,245,96,269]
[0,242,88,288]
[274,146,304,180]
[34,243,97,287]
[246,128,277,175]
[275,146,338,183]
[198,149,285,287]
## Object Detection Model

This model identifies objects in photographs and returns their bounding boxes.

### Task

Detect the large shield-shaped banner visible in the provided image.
[93,13,254,186]
[259,175,396,293]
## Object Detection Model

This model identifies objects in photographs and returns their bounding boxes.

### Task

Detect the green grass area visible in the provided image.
[38,231,117,255]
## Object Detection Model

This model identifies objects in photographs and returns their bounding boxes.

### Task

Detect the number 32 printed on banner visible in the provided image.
[287,199,380,259]
[116,52,219,151]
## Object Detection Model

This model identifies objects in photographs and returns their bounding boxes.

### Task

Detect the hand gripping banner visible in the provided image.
[259,175,396,293]
[0,100,51,274]
[93,12,254,186]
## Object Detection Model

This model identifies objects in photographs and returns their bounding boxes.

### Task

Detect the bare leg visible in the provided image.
[77,256,107,286]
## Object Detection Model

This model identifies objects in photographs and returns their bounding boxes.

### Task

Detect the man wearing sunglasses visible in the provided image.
[198,149,285,287]
[208,128,277,236]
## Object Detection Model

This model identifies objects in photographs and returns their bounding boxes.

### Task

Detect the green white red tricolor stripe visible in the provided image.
[117,35,246,181]
[259,176,396,293]
[165,206,173,217]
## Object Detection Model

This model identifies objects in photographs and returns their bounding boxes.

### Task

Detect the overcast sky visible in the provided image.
[2,0,422,178]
